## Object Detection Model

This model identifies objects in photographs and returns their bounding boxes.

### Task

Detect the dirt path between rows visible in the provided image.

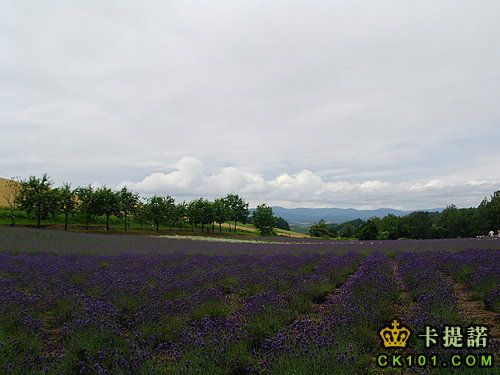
[276,263,363,341]
[369,261,419,375]
[391,260,416,321]
[448,276,500,338]
[40,312,65,361]
[308,266,362,324]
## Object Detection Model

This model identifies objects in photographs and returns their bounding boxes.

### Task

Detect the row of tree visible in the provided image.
[308,191,500,240]
[9,173,497,239]
[4,174,287,236]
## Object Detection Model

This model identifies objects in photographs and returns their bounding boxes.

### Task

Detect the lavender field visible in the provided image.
[0,227,498,374]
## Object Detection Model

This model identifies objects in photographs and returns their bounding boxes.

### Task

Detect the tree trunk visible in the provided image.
[124,214,128,231]
[156,221,159,231]
[201,223,204,232]
[212,222,215,232]
[9,206,14,226]
[191,224,194,232]
[219,223,222,233]
[106,213,110,231]
[64,213,68,231]
[234,220,237,231]
[36,206,41,228]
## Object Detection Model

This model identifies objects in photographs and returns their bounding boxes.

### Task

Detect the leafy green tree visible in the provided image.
[187,198,213,232]
[225,194,249,231]
[94,187,120,231]
[395,218,411,239]
[274,216,290,231]
[187,200,199,232]
[376,214,400,240]
[339,224,354,238]
[213,198,229,233]
[252,204,276,236]
[75,185,97,230]
[134,200,149,230]
[200,199,214,232]
[118,187,139,231]
[147,195,168,231]
[54,183,77,231]
[16,174,57,228]
[163,195,176,230]
[309,219,334,238]
[471,197,491,235]
[174,201,187,230]
[328,226,338,237]
[486,191,500,232]
[438,205,475,238]
[405,211,434,239]
[357,219,379,240]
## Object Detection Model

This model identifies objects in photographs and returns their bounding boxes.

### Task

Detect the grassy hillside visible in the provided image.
[0,177,18,208]
[221,222,310,238]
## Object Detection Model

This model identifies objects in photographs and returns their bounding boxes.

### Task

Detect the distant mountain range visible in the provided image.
[270,206,443,224]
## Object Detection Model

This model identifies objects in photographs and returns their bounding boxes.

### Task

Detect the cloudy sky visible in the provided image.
[1,1,499,209]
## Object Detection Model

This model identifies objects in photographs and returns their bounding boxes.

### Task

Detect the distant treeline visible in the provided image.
[2,174,289,235]
[308,191,500,240]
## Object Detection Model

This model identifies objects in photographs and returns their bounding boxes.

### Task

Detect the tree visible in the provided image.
[134,200,148,230]
[147,195,168,231]
[174,201,188,230]
[471,197,491,235]
[17,174,57,228]
[213,198,229,233]
[162,195,176,230]
[486,191,500,232]
[94,187,120,231]
[340,224,354,238]
[200,199,214,232]
[405,211,434,239]
[377,214,400,240]
[187,198,213,232]
[187,200,199,232]
[118,187,139,231]
[2,177,20,226]
[274,216,290,231]
[252,204,276,236]
[225,194,249,231]
[437,205,474,238]
[309,219,334,238]
[54,183,77,231]
[75,185,97,230]
[357,219,379,240]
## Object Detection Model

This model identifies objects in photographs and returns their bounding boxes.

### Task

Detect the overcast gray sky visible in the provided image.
[1,1,499,209]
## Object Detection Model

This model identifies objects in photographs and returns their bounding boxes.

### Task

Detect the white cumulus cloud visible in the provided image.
[119,157,499,209]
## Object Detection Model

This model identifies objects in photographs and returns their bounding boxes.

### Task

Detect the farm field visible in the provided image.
[0,227,499,374]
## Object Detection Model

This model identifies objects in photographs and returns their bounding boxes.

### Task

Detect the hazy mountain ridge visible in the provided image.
[271,206,443,224]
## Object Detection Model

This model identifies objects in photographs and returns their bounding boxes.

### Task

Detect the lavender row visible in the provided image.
[440,249,500,313]
[395,252,462,331]
[261,252,400,374]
